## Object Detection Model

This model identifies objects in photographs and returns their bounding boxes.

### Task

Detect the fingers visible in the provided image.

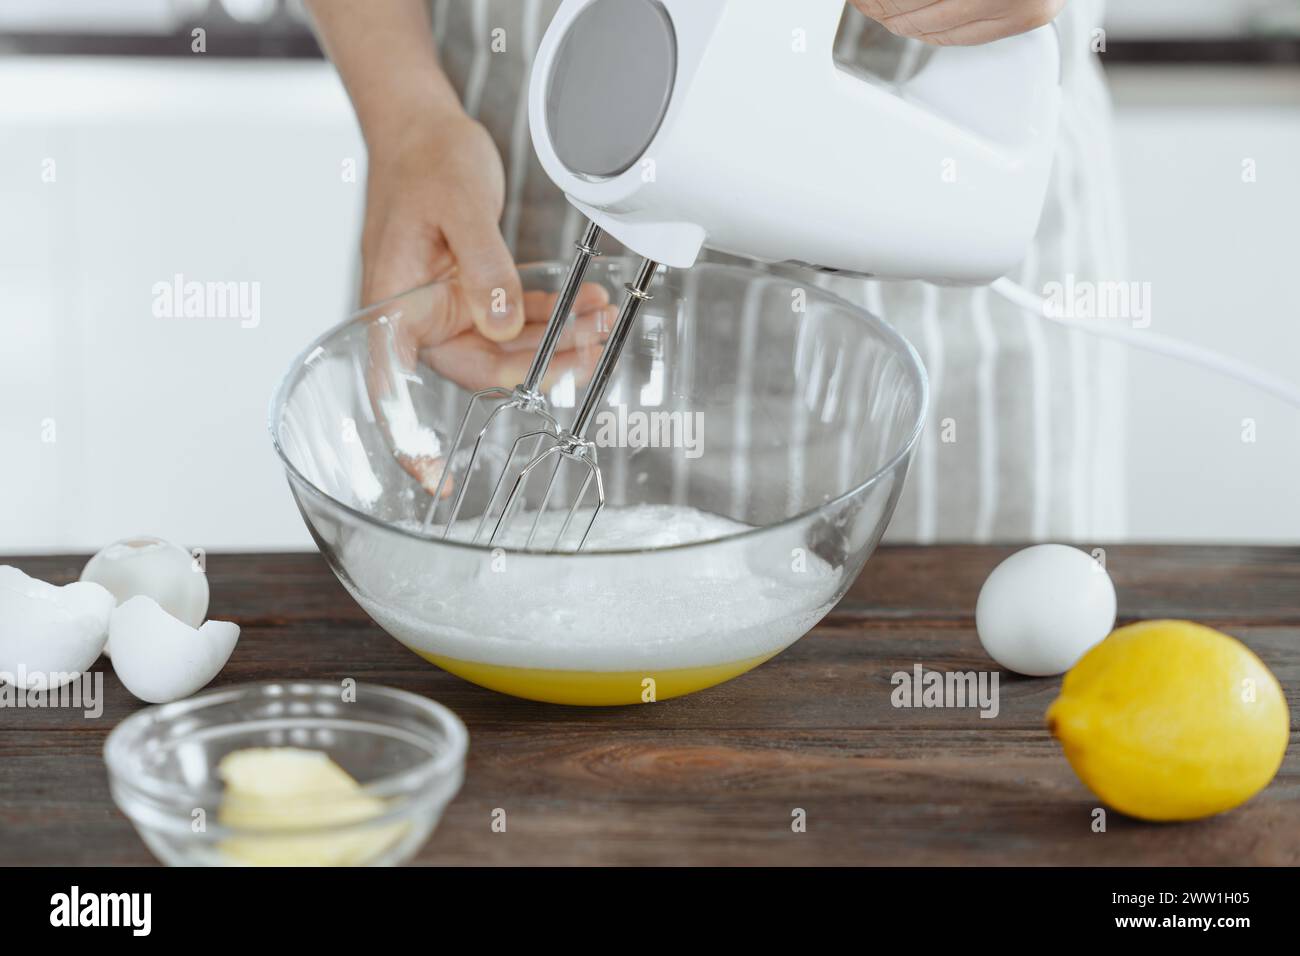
[396,453,453,500]
[852,0,1063,45]
[420,337,600,394]
[544,303,615,365]
[362,254,615,498]
[363,270,615,490]
[537,341,605,393]
[494,304,613,355]
[363,280,471,497]
[521,282,612,323]
[868,0,988,36]
[851,0,952,36]
[907,16,1033,45]
[419,305,613,394]
[397,314,607,502]
[441,205,527,344]
[852,0,945,14]
[494,284,613,354]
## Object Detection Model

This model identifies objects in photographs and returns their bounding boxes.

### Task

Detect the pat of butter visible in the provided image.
[217,747,404,866]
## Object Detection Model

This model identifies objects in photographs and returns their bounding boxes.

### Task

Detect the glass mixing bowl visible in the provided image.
[104,681,467,866]
[270,260,927,705]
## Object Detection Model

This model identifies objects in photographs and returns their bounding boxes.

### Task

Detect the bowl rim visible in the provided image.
[268,258,930,558]
[103,680,469,813]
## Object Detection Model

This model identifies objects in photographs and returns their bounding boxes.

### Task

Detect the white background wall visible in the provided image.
[0,58,361,553]
[1109,68,1300,542]
[1,55,1298,552]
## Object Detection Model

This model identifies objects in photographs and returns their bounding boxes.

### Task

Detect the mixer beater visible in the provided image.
[487,256,660,552]
[424,219,661,553]
[422,222,600,532]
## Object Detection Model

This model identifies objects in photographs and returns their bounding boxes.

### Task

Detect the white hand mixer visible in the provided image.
[427,0,1060,550]
[426,0,1300,552]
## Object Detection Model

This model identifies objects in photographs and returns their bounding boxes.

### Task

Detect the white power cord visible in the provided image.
[988,277,1300,409]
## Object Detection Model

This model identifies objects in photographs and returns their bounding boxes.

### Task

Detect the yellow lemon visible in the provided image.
[1046,620,1289,822]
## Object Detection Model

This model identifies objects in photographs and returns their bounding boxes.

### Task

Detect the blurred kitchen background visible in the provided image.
[2,0,1298,550]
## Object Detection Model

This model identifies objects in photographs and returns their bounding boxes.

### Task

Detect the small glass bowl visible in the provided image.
[104,681,468,866]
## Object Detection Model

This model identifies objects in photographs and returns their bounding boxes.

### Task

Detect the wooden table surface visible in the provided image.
[2,545,1297,866]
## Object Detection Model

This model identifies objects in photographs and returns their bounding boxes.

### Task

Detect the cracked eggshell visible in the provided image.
[81,537,209,657]
[0,566,113,690]
[110,596,239,704]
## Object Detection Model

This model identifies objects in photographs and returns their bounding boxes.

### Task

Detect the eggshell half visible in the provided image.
[0,566,113,690]
[81,537,210,657]
[109,596,239,704]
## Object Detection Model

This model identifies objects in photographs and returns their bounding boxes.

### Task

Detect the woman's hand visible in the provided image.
[362,113,524,339]
[850,0,1065,46]
[360,113,615,494]
[309,0,524,335]
[309,1,613,494]
[365,276,613,496]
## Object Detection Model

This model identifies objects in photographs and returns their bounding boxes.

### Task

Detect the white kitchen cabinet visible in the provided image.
[1,57,364,552]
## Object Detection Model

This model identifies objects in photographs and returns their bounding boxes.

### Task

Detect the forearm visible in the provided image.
[306,0,464,149]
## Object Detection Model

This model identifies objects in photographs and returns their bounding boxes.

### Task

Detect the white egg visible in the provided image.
[109,596,239,704]
[81,537,210,657]
[0,566,114,690]
[975,544,1117,677]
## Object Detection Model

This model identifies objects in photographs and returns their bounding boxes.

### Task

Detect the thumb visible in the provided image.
[443,210,526,343]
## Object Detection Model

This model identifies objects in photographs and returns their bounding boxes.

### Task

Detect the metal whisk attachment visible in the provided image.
[422,221,604,536]
[487,257,661,552]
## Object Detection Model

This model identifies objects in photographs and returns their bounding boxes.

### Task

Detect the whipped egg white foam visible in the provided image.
[340,504,844,671]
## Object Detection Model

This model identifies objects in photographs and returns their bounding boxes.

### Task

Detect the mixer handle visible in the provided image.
[897,26,1061,146]
[803,0,1061,146]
